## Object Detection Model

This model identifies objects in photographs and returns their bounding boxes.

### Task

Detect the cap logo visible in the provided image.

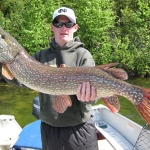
[58,8,67,13]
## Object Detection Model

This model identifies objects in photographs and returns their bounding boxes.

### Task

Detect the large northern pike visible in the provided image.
[0,27,150,123]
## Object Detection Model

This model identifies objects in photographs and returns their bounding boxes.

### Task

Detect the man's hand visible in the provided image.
[77,82,97,102]
[2,64,14,80]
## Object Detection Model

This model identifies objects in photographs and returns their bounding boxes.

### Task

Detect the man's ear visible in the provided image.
[74,24,78,32]
[50,24,54,31]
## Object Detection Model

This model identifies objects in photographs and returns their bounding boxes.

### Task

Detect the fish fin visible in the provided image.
[101,95,120,113]
[96,62,119,69]
[96,63,128,80]
[54,95,72,113]
[134,88,150,124]
[103,68,128,80]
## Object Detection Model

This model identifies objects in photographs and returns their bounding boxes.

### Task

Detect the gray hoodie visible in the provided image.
[2,37,96,127]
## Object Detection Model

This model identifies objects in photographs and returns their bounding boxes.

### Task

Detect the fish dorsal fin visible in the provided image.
[96,62,119,69]
[96,63,128,80]
[54,95,72,113]
[101,95,120,113]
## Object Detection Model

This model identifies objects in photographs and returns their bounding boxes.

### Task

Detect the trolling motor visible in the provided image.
[32,96,40,119]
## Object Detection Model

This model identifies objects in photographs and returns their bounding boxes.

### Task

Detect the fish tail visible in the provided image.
[135,88,150,124]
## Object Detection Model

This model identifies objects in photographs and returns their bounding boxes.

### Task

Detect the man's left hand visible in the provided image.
[76,82,97,102]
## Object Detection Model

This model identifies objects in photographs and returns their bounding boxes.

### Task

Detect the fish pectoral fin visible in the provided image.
[101,95,120,113]
[96,63,128,80]
[54,95,72,113]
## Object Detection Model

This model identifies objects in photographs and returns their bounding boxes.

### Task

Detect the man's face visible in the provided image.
[50,15,78,47]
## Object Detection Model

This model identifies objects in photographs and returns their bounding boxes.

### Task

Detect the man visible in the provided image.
[2,7,98,150]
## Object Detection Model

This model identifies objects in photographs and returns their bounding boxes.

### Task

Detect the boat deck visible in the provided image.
[92,105,137,150]
[98,139,115,150]
[96,121,134,150]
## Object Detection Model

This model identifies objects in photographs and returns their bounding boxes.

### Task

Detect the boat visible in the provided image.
[0,115,22,150]
[0,96,150,150]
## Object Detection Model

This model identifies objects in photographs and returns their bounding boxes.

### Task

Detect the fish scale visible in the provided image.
[1,27,150,123]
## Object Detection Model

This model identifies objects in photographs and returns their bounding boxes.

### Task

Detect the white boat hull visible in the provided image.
[92,105,144,150]
[0,115,22,150]
[1,104,150,150]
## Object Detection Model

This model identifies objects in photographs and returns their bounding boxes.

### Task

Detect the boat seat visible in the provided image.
[12,120,42,150]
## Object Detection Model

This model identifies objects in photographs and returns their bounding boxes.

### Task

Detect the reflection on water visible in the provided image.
[0,82,38,127]
[0,77,150,127]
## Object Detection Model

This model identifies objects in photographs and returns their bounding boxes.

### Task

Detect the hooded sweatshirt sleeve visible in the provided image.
[79,50,95,67]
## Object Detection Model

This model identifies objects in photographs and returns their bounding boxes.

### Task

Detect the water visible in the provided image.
[0,77,150,127]
[0,82,38,127]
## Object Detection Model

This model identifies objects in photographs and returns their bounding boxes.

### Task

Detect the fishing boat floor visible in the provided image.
[95,121,134,150]
[98,139,115,150]
[97,129,115,150]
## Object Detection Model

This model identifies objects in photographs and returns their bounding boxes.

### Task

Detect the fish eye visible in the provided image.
[1,35,5,39]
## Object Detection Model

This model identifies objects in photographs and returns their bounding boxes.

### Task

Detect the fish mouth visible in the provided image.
[0,33,5,40]
[1,35,5,39]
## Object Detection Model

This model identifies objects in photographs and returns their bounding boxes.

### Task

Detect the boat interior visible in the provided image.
[0,104,150,150]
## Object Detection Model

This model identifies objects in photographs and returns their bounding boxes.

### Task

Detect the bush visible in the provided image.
[0,0,150,76]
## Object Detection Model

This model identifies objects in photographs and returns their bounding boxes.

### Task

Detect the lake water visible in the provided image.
[0,77,150,127]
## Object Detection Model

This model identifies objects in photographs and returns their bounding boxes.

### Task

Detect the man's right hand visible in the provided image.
[2,64,14,80]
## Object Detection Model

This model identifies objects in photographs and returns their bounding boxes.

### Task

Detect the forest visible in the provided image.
[0,0,150,76]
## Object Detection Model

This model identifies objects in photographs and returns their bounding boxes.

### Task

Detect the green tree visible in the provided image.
[0,0,150,76]
[113,0,150,76]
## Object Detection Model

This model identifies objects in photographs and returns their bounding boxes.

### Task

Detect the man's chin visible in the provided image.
[60,37,70,43]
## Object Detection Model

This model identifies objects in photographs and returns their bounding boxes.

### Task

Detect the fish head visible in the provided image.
[0,27,20,63]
